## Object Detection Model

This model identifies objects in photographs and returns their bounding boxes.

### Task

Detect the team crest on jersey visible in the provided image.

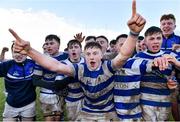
[13,71,19,76]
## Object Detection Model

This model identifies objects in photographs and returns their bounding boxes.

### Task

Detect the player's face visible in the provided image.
[84,47,103,71]
[160,19,176,37]
[68,44,82,62]
[96,37,108,54]
[145,33,163,53]
[13,52,27,63]
[115,37,126,52]
[44,39,60,56]
[42,43,48,54]
[136,40,146,52]
[110,43,116,53]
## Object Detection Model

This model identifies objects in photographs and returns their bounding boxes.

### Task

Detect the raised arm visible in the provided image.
[0,47,9,61]
[112,0,146,68]
[9,29,74,76]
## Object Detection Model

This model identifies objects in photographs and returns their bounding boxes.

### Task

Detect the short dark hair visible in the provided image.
[110,39,117,45]
[116,34,128,41]
[144,26,162,37]
[96,35,109,43]
[138,36,144,41]
[45,34,60,44]
[85,36,96,42]
[67,39,82,48]
[84,41,102,51]
[160,14,176,22]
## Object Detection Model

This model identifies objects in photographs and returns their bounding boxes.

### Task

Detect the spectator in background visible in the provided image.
[135,36,146,54]
[103,34,128,60]
[96,35,109,54]
[160,14,180,52]
[85,35,96,44]
[109,39,117,53]
[115,34,128,54]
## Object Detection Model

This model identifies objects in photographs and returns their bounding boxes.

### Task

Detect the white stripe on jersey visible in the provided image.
[114,95,140,103]
[141,93,171,103]
[116,105,141,115]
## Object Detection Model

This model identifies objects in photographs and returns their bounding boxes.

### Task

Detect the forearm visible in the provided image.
[113,35,138,67]
[33,76,70,90]
[120,34,137,58]
[28,48,73,76]
[33,77,56,90]
[54,77,73,90]
[0,53,5,61]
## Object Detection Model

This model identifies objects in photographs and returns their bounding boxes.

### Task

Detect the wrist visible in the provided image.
[129,31,139,37]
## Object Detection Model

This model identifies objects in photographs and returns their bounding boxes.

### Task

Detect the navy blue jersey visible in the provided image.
[0,59,35,108]
[161,33,180,52]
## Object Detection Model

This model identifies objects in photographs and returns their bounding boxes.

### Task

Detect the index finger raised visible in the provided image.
[9,28,22,42]
[132,0,136,17]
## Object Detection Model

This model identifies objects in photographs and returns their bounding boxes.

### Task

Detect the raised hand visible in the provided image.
[9,28,31,55]
[127,0,146,34]
[74,32,85,43]
[2,47,9,53]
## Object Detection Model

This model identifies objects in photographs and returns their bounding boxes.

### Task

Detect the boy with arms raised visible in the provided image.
[10,0,146,120]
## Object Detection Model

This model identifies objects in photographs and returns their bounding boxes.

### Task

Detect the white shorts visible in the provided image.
[141,105,171,121]
[40,95,64,116]
[66,100,82,120]
[39,93,59,104]
[3,101,36,118]
[76,111,118,121]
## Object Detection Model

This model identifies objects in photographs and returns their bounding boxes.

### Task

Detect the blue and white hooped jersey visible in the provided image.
[33,52,68,94]
[114,58,152,119]
[72,60,115,113]
[55,57,85,102]
[134,50,178,107]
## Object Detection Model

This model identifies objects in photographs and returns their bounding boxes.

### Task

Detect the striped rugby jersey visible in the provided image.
[134,50,178,107]
[55,57,85,102]
[114,58,152,119]
[72,60,115,114]
[33,52,68,94]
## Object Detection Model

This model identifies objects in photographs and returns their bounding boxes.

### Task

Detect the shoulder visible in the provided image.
[55,52,68,61]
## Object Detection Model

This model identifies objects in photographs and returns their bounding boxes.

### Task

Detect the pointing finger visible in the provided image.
[132,0,136,18]
[9,28,22,42]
